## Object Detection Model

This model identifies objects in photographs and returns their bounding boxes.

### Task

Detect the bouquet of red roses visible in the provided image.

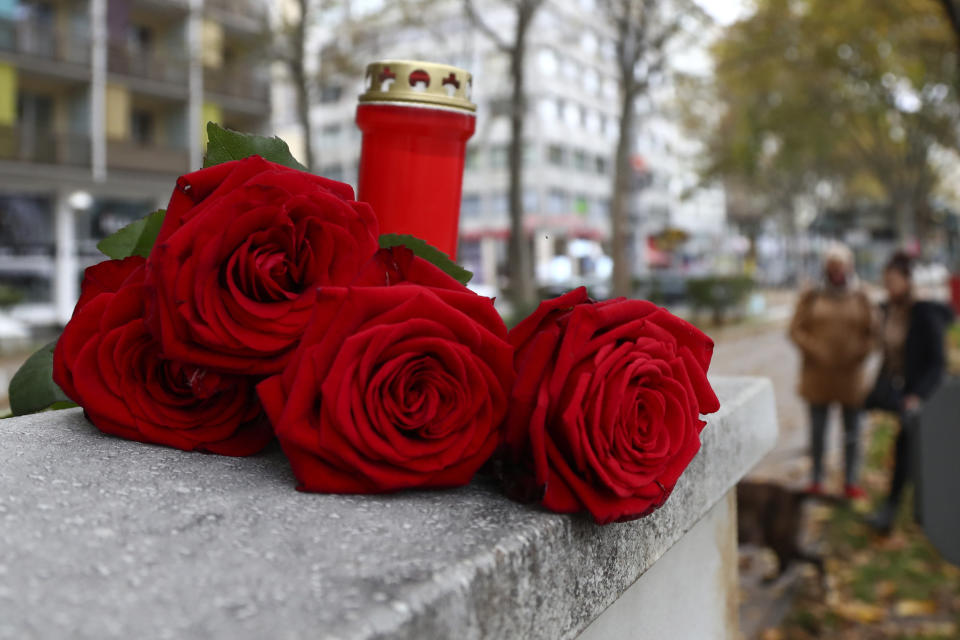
[9,125,719,525]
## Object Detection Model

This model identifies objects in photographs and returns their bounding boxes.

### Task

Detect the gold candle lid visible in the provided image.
[359,60,475,113]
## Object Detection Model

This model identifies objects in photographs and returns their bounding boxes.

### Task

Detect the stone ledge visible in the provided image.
[0,376,776,640]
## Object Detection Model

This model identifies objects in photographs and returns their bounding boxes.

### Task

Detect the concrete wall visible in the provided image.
[0,377,777,639]
[577,491,739,640]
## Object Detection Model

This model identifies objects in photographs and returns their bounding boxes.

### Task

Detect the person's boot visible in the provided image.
[803,482,825,496]
[844,484,867,500]
[866,500,897,536]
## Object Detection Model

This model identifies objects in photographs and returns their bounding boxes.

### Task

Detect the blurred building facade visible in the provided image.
[0,0,270,326]
[285,0,724,296]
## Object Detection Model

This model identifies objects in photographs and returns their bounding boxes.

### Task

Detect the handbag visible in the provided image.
[865,371,904,412]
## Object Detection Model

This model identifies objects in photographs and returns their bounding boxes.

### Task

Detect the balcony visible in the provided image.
[204,0,266,34]
[0,125,90,167]
[204,65,269,104]
[205,0,265,20]
[106,139,189,174]
[107,41,188,86]
[0,18,90,66]
[132,0,190,13]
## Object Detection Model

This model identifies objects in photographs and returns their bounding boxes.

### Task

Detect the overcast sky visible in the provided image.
[697,0,750,25]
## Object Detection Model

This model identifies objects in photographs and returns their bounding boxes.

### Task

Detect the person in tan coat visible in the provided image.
[789,244,875,498]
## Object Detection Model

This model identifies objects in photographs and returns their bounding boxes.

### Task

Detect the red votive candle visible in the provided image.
[356,60,476,259]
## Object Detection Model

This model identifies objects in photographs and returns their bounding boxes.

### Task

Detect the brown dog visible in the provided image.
[737,481,836,582]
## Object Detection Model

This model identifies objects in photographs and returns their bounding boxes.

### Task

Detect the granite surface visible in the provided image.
[0,376,776,640]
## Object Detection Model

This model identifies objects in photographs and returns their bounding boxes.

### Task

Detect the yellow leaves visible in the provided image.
[873,579,897,600]
[893,598,938,617]
[874,531,909,551]
[760,628,785,640]
[831,598,888,624]
[850,550,873,567]
[916,620,958,636]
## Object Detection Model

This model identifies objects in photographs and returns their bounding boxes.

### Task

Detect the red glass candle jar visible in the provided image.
[356,60,476,259]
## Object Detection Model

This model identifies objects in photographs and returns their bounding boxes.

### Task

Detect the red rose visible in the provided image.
[53,258,271,456]
[502,287,720,524]
[146,155,380,376]
[257,283,515,492]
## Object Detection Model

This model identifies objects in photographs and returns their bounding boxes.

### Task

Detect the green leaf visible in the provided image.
[203,122,307,171]
[378,234,473,285]
[96,209,166,260]
[9,340,74,416]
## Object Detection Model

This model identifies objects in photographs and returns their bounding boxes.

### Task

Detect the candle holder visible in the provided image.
[356,60,476,259]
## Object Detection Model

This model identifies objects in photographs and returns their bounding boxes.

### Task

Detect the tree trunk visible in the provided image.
[292,66,314,171]
[292,0,315,171]
[610,80,636,298]
[507,9,536,313]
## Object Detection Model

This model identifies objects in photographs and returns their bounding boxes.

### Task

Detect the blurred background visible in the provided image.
[1,0,958,342]
[3,2,960,636]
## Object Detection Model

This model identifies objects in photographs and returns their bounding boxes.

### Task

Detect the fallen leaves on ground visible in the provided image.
[831,599,887,624]
[764,417,960,640]
[893,599,938,617]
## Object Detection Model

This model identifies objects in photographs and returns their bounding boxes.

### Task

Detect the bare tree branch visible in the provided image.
[463,0,512,53]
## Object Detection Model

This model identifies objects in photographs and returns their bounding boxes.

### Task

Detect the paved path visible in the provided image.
[710,319,809,484]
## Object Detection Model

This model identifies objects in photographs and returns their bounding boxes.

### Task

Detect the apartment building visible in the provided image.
[0,0,270,326]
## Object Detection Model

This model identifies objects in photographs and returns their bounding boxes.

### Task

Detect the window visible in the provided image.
[524,189,539,213]
[563,102,579,127]
[319,124,341,147]
[590,198,610,218]
[581,32,598,56]
[595,155,608,175]
[602,116,620,140]
[600,41,615,62]
[320,164,344,182]
[131,109,155,145]
[320,85,343,103]
[572,149,587,171]
[547,145,566,166]
[574,194,589,217]
[603,78,617,99]
[607,119,619,140]
[537,48,558,75]
[547,189,568,214]
[465,147,480,170]
[129,25,153,55]
[523,143,537,167]
[491,193,509,214]
[539,99,559,121]
[489,145,508,169]
[457,239,483,281]
[461,194,482,217]
[586,110,601,133]
[584,68,599,95]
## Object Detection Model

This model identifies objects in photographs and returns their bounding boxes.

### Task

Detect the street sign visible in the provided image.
[918,377,960,566]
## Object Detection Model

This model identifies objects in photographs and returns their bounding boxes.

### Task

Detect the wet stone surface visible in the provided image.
[0,376,775,640]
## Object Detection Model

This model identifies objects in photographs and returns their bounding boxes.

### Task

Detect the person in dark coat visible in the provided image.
[867,251,954,535]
